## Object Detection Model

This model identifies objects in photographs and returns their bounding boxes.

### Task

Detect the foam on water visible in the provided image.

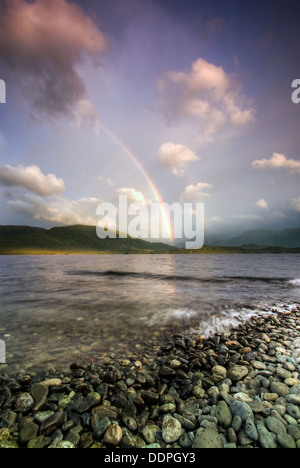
[289,278,300,287]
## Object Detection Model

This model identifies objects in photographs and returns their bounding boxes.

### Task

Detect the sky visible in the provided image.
[0,0,300,243]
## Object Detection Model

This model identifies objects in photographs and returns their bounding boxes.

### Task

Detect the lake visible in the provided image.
[0,254,299,373]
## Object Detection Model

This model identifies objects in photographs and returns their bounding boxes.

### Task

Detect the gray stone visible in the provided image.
[230,400,254,422]
[227,366,249,382]
[265,415,287,436]
[192,428,222,448]
[270,381,289,398]
[286,394,300,405]
[287,403,300,420]
[231,415,242,432]
[216,401,232,428]
[162,415,182,443]
[277,433,296,449]
[257,424,278,449]
[245,418,259,441]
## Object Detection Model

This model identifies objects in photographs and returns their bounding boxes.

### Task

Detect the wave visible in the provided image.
[68,269,291,285]
[139,302,300,337]
[288,278,300,287]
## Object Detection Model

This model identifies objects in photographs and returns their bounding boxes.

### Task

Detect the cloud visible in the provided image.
[6,193,101,226]
[292,197,300,212]
[0,164,65,196]
[0,0,107,121]
[252,152,300,173]
[97,176,115,187]
[117,188,149,205]
[256,198,269,209]
[158,142,199,176]
[180,182,213,202]
[156,57,255,140]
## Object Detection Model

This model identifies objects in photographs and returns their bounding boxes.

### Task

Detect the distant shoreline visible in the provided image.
[1,246,300,255]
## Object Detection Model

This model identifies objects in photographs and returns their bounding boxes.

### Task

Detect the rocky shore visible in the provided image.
[1,308,300,449]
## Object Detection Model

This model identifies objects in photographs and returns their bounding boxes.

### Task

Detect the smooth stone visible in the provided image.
[192,428,222,449]
[270,381,289,398]
[287,403,300,420]
[216,401,232,428]
[245,418,259,441]
[40,411,66,436]
[227,365,249,382]
[286,394,300,405]
[31,383,49,401]
[257,424,278,449]
[230,400,254,422]
[277,433,296,449]
[277,368,292,380]
[71,395,98,414]
[27,436,52,449]
[265,416,287,436]
[19,422,39,445]
[231,415,242,432]
[15,393,34,412]
[162,415,182,444]
[103,424,123,447]
[40,379,62,387]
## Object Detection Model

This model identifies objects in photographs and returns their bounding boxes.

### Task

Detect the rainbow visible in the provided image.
[99,122,174,241]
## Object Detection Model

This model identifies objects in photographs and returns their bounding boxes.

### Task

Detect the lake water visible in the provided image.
[0,254,299,373]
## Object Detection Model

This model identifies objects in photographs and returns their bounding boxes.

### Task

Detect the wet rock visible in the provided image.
[162,415,182,444]
[216,401,232,428]
[192,428,222,448]
[40,411,66,436]
[227,366,249,382]
[103,424,123,446]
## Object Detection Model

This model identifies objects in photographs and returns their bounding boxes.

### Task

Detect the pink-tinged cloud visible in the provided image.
[0,0,107,119]
[156,57,255,139]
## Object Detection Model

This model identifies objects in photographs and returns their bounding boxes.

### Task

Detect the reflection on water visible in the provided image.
[0,254,299,372]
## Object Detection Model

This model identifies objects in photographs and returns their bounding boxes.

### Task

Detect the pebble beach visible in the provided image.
[1,307,300,449]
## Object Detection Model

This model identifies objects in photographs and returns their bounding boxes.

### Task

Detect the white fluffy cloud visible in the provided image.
[0,164,65,196]
[117,188,149,205]
[156,57,255,140]
[6,193,101,226]
[252,152,300,173]
[256,198,269,209]
[158,142,199,176]
[180,182,213,202]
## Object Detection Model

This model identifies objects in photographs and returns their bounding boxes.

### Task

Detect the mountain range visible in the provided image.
[209,228,300,248]
[0,225,299,254]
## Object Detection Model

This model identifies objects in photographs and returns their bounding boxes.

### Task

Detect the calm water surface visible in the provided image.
[0,254,299,372]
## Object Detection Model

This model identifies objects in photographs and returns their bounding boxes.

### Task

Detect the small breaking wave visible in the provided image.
[288,278,300,288]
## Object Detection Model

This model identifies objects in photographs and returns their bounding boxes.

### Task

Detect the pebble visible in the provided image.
[1,308,300,449]
[162,415,182,443]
